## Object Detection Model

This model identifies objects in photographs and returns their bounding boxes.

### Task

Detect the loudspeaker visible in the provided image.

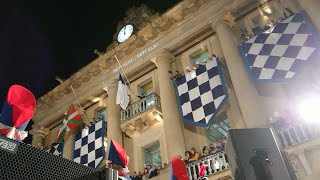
[75,168,118,180]
[0,137,97,180]
[226,128,295,180]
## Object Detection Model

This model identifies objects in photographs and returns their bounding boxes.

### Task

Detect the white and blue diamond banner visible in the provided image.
[73,120,105,169]
[239,11,320,82]
[174,58,228,127]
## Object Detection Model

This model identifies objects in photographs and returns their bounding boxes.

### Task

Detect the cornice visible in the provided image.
[35,0,256,126]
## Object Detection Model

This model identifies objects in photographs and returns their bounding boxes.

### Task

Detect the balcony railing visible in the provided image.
[275,123,320,148]
[186,151,229,180]
[120,92,161,123]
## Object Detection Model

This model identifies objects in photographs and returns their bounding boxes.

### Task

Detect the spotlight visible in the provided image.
[298,98,320,123]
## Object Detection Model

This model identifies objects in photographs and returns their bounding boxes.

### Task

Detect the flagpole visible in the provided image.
[70,85,89,125]
[114,55,138,101]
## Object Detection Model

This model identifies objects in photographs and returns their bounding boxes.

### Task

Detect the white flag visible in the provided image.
[116,74,130,110]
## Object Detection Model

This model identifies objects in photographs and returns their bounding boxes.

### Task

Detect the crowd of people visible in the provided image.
[183,138,227,164]
[240,7,295,42]
[126,138,227,179]
[129,164,162,180]
[169,54,218,80]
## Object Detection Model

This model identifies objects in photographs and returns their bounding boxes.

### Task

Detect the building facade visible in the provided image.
[31,0,320,179]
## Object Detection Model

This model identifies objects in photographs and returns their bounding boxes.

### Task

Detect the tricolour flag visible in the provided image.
[56,104,83,143]
[116,74,130,110]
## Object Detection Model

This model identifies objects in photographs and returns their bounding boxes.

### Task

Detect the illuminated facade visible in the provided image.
[31,0,320,179]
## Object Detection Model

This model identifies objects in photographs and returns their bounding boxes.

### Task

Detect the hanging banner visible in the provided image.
[73,120,105,169]
[46,142,64,156]
[239,11,320,82]
[174,58,228,127]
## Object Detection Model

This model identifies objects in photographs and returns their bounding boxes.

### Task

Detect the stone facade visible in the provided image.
[32,0,320,179]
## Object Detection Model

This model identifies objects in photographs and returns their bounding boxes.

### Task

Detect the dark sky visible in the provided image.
[0,0,180,103]
[0,0,180,143]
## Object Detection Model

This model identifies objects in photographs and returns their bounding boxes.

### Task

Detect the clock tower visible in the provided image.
[113,4,155,43]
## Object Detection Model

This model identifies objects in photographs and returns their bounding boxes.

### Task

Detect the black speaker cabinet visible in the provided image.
[226,128,295,180]
[75,168,118,180]
[0,137,97,180]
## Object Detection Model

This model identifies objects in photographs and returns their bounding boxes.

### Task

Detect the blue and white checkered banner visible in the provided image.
[174,58,228,127]
[46,143,63,156]
[239,11,320,82]
[73,120,105,168]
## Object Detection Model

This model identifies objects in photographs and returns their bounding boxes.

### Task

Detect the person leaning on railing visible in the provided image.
[189,148,200,162]
[184,151,192,163]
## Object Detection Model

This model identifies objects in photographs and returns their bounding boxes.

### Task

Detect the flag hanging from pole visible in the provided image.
[116,74,130,110]
[56,104,83,143]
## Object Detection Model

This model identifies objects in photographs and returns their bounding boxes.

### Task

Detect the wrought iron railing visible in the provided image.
[186,150,229,180]
[275,123,320,148]
[120,92,161,123]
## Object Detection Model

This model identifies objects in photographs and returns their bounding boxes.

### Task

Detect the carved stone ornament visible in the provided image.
[223,11,236,27]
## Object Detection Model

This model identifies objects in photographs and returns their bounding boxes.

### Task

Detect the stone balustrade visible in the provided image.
[186,150,229,180]
[275,123,320,148]
[120,92,161,123]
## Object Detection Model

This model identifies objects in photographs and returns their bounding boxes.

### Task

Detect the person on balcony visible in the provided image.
[189,148,200,162]
[220,138,227,150]
[201,146,210,158]
[142,168,149,180]
[183,151,192,163]
[215,141,223,152]
[209,142,217,154]
[149,165,158,178]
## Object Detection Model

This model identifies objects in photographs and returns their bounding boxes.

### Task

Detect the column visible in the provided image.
[105,79,123,145]
[296,0,320,33]
[63,127,80,160]
[212,20,266,128]
[152,51,186,160]
[31,125,49,149]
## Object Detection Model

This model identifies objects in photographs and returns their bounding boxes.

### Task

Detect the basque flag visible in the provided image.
[0,85,36,141]
[56,104,83,143]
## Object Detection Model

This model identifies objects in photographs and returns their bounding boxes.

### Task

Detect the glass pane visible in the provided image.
[207,115,230,144]
[144,141,161,166]
[190,48,209,65]
[97,109,107,122]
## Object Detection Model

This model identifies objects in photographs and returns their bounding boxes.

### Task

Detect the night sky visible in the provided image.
[0,0,180,142]
[0,0,181,103]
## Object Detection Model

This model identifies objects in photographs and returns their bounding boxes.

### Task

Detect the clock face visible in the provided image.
[117,24,134,43]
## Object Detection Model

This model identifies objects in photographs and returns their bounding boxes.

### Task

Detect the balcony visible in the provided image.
[186,151,231,180]
[120,92,162,137]
[275,123,320,148]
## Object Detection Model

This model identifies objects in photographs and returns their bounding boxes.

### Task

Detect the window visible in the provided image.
[189,48,210,65]
[207,113,230,144]
[144,141,161,166]
[96,108,107,122]
[138,80,153,97]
